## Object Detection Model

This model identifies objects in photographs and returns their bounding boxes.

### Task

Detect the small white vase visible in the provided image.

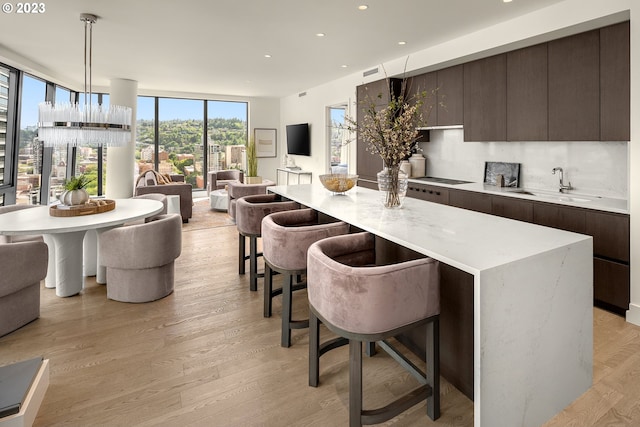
[59,189,89,206]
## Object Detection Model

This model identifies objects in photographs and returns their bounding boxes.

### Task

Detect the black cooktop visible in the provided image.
[415,176,473,185]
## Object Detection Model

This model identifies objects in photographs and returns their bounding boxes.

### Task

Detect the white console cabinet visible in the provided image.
[276,168,312,185]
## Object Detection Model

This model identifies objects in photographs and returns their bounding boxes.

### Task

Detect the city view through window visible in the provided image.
[15,77,247,204]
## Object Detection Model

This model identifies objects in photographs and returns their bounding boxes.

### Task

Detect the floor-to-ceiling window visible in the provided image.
[48,86,72,201]
[0,65,14,205]
[207,100,248,173]
[137,97,248,190]
[18,74,46,204]
[158,98,204,188]
[136,96,156,179]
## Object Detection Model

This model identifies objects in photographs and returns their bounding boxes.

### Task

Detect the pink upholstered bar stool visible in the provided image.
[235,194,299,291]
[262,208,350,347]
[307,232,441,426]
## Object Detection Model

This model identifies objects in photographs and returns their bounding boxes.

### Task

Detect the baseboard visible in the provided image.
[626,303,640,326]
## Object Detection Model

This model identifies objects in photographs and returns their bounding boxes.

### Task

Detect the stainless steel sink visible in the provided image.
[507,189,601,203]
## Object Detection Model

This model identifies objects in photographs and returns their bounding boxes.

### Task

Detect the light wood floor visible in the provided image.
[1,205,639,426]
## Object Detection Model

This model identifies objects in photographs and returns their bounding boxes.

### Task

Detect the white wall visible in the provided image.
[248,97,280,183]
[280,78,361,177]
[279,0,640,324]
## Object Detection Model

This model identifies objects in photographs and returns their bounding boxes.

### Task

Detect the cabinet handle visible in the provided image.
[435,191,441,196]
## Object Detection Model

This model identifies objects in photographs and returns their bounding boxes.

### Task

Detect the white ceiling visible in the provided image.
[0,0,568,98]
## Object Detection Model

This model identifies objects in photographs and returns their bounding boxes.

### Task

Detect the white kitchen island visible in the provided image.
[269,183,593,427]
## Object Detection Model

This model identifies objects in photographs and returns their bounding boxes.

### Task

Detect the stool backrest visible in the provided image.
[262,208,349,271]
[307,232,440,335]
[235,194,299,236]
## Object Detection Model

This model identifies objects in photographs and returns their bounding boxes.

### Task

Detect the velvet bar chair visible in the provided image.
[234,194,298,291]
[261,208,350,347]
[307,232,441,426]
[226,179,276,222]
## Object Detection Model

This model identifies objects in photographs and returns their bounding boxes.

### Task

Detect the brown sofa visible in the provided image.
[135,173,192,223]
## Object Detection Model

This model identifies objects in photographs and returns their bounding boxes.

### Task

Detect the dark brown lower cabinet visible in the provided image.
[356,179,378,190]
[593,258,630,315]
[533,202,586,234]
[406,186,630,315]
[375,236,475,401]
[397,263,475,401]
[407,183,450,204]
[449,189,492,214]
[491,195,533,222]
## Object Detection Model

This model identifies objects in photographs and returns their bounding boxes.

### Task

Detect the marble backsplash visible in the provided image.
[419,129,629,199]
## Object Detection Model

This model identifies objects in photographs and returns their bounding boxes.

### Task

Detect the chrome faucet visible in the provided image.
[552,167,573,193]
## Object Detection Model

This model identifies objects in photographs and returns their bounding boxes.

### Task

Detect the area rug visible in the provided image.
[183,197,235,231]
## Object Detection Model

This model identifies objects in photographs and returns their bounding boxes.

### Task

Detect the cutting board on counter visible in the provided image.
[484,161,520,187]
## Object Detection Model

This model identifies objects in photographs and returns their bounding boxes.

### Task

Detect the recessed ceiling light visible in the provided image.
[358,5,368,10]
[398,41,407,45]
[503,0,512,2]
[264,54,272,58]
[316,33,326,37]
[341,65,348,68]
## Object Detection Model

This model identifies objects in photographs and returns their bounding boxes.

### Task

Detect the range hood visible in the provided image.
[416,124,464,130]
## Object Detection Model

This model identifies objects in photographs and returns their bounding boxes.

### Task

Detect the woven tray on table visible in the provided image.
[49,200,116,217]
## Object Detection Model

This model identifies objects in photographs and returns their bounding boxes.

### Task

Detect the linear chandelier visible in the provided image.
[38,13,131,147]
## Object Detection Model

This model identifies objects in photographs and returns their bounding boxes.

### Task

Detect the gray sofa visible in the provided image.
[134,173,192,223]
[207,170,243,195]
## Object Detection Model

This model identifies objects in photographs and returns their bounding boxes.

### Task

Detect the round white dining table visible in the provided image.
[0,198,164,297]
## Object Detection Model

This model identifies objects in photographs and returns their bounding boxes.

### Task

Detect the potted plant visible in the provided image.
[244,135,262,184]
[345,63,435,208]
[59,174,94,206]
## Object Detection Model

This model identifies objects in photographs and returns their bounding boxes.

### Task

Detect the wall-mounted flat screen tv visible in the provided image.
[286,123,310,156]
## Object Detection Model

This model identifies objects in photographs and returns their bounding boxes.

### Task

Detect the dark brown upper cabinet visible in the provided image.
[463,54,507,142]
[406,72,438,126]
[548,30,600,141]
[507,44,548,141]
[436,65,464,126]
[600,21,630,141]
[356,78,402,184]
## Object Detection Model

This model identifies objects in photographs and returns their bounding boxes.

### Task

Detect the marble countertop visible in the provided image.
[408,178,628,214]
[269,183,593,426]
[270,184,591,275]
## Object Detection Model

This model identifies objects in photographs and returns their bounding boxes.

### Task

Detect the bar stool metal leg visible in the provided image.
[426,317,440,420]
[309,311,320,387]
[349,340,363,427]
[249,236,258,291]
[238,234,246,275]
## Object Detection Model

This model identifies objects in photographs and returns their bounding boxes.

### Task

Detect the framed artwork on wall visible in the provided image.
[254,128,277,158]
